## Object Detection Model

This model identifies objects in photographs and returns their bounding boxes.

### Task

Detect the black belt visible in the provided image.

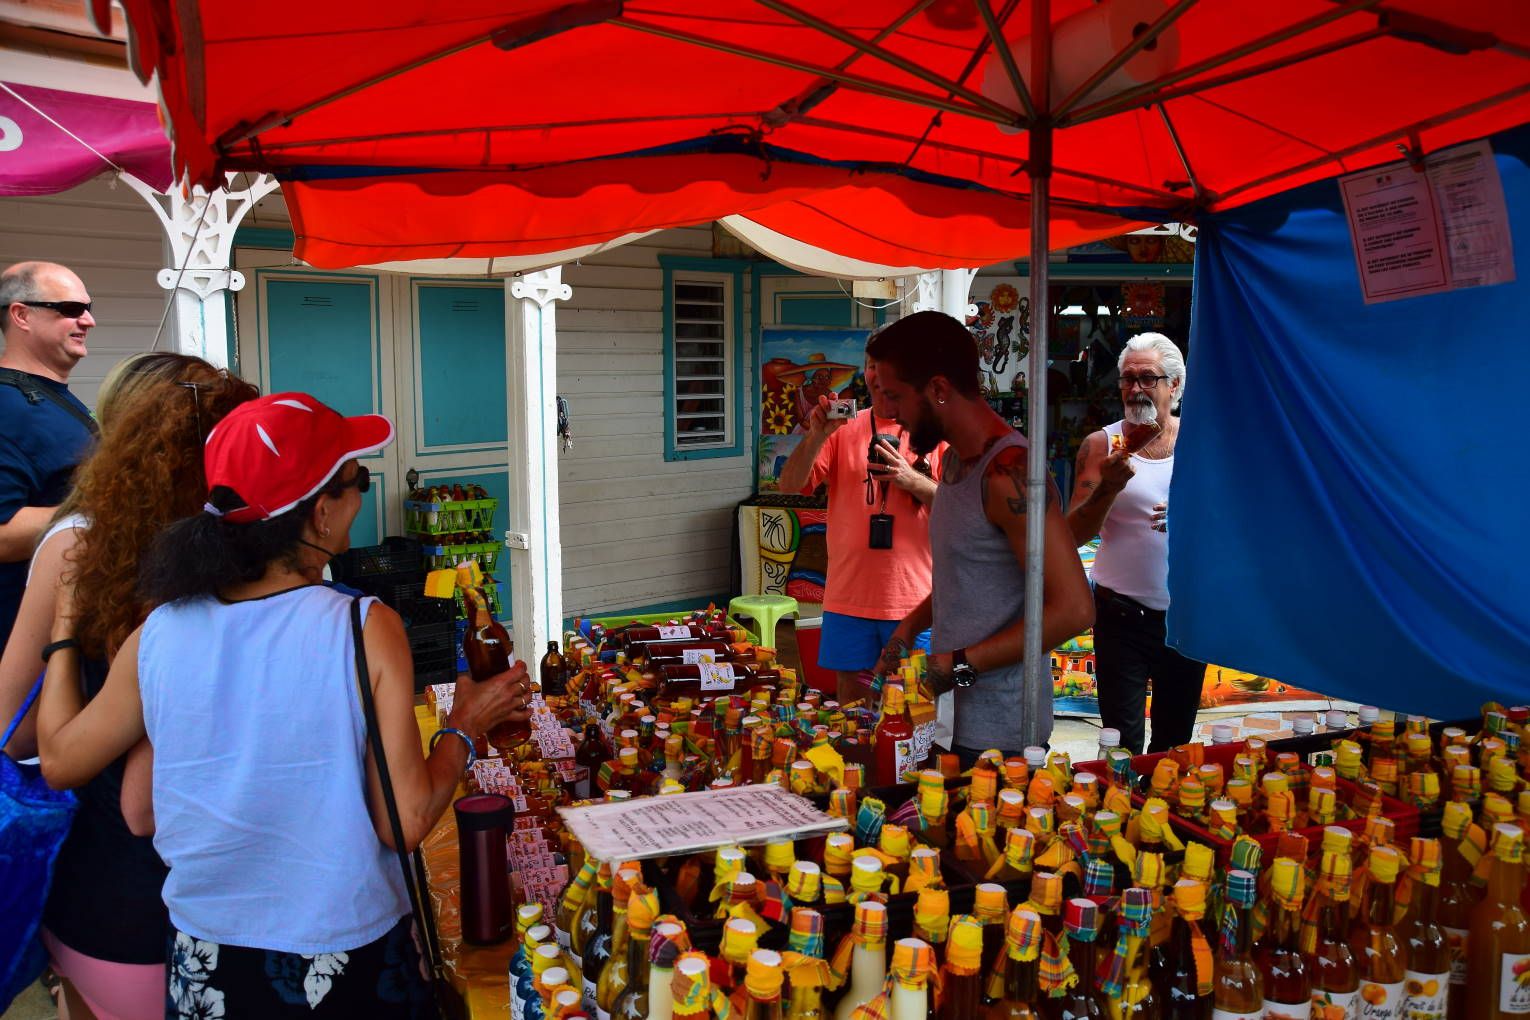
[1094,583,1166,618]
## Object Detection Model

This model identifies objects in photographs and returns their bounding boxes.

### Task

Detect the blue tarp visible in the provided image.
[1168,124,1530,719]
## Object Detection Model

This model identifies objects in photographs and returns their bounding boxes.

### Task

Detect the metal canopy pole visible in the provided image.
[1021,0,1052,744]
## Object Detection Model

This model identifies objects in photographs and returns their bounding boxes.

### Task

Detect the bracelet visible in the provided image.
[41,638,79,662]
[430,726,477,771]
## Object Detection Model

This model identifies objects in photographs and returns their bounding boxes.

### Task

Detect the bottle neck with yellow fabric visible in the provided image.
[831,901,888,1020]
[914,771,949,850]
[783,907,831,1020]
[1022,871,1078,1002]
[670,952,728,1020]
[991,908,1044,1020]
[557,860,598,962]
[911,887,949,950]
[722,917,762,1012]
[1100,887,1158,1019]
[1212,869,1262,1019]
[594,868,641,1020]
[1306,826,1359,1013]
[1156,878,1214,1018]
[1466,823,1530,1020]
[607,887,659,1020]
[742,949,785,1020]
[940,915,985,1020]
[971,882,1010,1002]
[1256,857,1309,1018]
[847,938,935,1020]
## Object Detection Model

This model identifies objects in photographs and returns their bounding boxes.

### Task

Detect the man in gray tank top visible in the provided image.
[866,311,1095,765]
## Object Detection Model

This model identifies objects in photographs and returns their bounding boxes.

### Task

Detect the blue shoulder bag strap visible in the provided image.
[0,369,99,438]
[1,674,45,752]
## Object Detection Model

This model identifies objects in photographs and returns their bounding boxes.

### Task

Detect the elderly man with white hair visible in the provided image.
[1066,332,1204,754]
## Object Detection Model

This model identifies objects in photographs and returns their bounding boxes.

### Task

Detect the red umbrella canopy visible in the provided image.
[116,0,1530,267]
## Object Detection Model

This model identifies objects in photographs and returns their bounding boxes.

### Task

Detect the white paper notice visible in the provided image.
[557,783,849,862]
[1340,162,1451,303]
[657,625,691,640]
[682,648,718,665]
[697,661,736,692]
[1340,140,1515,303]
[1427,140,1515,289]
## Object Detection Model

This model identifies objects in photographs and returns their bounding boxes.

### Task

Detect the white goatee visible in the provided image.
[1124,400,1159,426]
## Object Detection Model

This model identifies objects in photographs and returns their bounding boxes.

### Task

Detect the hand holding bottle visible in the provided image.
[448,662,532,742]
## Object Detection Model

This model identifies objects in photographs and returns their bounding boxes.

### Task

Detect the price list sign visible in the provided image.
[558,783,849,862]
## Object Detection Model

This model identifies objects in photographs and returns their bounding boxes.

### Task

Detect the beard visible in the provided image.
[1124,397,1159,425]
[907,396,946,455]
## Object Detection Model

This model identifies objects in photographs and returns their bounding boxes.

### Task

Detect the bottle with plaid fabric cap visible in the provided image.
[1211,870,1261,1019]
[1057,897,1108,1018]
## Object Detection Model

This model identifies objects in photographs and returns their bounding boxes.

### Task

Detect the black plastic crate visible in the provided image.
[331,537,423,583]
[414,664,457,693]
[396,592,455,630]
[407,621,457,659]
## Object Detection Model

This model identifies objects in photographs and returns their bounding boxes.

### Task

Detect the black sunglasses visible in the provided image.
[21,300,92,318]
[338,465,372,494]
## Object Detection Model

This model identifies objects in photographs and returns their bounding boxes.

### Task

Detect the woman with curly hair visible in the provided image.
[0,352,257,1020]
[36,392,529,1019]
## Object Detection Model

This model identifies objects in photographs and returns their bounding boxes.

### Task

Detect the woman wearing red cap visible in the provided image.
[0,353,255,1020]
[35,392,530,1018]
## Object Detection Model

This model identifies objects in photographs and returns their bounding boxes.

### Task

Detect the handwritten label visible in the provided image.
[558,783,848,862]
[698,662,736,692]
[682,648,717,665]
[657,626,690,640]
[1401,969,1447,1019]
[1357,981,1403,1020]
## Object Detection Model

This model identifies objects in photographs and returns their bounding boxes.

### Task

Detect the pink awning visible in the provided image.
[0,82,173,196]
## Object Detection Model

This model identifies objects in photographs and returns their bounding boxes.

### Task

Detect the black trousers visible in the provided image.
[1092,584,1207,755]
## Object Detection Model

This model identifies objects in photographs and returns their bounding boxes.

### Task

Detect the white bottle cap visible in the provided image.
[1325,710,1350,730]
[1211,723,1236,744]
[1293,715,1316,736]
[1098,727,1121,749]
[1358,705,1380,724]
[543,967,569,988]
[1024,746,1047,767]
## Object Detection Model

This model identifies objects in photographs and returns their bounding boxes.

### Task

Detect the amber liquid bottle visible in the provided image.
[1351,845,1407,1018]
[941,915,984,1020]
[462,586,529,749]
[1255,859,1310,1020]
[1466,823,1530,1020]
[1211,871,1262,1020]
[1155,881,1211,1020]
[1438,802,1481,1020]
[541,640,567,696]
[1308,828,1360,1019]
[1401,838,1450,1020]
[992,908,1043,1020]
[1054,898,1107,1020]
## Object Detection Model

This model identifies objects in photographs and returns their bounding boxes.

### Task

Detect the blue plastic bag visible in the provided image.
[0,675,77,1011]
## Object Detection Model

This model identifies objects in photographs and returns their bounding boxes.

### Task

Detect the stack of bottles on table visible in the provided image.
[519,728,1530,1020]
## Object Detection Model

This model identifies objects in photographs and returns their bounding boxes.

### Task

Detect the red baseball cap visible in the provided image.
[203,392,394,523]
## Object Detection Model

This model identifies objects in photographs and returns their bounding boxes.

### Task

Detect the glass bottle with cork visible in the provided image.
[1466,823,1530,1020]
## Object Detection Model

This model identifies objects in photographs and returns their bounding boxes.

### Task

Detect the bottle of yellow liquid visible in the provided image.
[1466,823,1530,1019]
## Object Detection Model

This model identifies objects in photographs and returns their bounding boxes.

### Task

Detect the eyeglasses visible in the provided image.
[338,465,372,494]
[1118,373,1170,389]
[20,300,92,318]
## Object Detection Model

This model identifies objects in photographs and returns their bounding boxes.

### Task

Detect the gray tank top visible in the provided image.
[929,429,1049,752]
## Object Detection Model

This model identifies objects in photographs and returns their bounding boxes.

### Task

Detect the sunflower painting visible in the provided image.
[757,327,871,491]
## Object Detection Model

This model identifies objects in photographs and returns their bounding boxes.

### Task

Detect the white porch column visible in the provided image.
[122,173,278,367]
[504,267,571,660]
[907,269,978,320]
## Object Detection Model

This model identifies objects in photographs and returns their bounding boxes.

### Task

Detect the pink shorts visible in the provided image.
[42,927,164,1020]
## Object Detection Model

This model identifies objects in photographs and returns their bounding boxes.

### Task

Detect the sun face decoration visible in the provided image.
[989,283,1020,314]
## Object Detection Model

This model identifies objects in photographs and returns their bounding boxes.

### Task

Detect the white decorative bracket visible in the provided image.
[911,270,942,313]
[123,172,279,300]
[510,269,573,308]
[907,269,978,320]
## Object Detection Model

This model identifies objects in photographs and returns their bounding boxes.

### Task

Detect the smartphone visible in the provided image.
[826,398,857,420]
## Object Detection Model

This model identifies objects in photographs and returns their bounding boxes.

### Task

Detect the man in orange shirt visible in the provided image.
[778,347,946,704]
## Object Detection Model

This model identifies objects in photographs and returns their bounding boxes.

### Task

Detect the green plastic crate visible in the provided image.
[404,497,498,535]
[453,581,503,620]
[419,539,501,574]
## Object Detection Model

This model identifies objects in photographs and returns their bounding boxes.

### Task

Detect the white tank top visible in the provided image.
[1090,420,1174,611]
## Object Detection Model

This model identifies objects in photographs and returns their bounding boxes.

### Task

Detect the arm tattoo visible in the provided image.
[984,447,1059,516]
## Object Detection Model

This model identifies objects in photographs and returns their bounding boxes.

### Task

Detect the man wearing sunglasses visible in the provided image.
[1067,331,1205,755]
[0,261,98,651]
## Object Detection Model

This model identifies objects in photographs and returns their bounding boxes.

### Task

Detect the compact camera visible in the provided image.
[867,432,900,465]
[826,398,858,420]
